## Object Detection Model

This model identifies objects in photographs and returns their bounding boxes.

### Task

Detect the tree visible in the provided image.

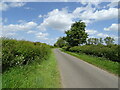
[86,38,93,45]
[94,38,99,45]
[86,38,104,45]
[65,21,88,47]
[98,38,103,45]
[104,37,115,45]
[54,37,67,48]
[86,38,91,45]
[86,38,99,45]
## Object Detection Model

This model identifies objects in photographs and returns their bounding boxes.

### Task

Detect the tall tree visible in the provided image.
[65,21,88,47]
[104,37,115,45]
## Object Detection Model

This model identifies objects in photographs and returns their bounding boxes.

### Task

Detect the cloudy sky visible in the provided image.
[1,1,119,45]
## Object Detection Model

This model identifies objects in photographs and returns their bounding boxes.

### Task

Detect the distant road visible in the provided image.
[53,49,118,88]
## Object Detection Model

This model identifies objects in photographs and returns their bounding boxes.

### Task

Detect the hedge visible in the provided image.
[69,45,119,62]
[2,38,51,72]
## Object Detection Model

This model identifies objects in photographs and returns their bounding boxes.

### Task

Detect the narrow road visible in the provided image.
[53,49,118,88]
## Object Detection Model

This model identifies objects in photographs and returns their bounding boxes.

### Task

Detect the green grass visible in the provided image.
[2,49,61,88]
[61,49,119,76]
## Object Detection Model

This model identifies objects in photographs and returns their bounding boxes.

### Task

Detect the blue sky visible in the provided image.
[1,1,119,45]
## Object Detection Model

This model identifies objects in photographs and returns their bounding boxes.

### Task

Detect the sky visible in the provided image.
[1,1,119,45]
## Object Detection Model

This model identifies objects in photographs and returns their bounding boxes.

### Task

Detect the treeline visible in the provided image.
[54,20,119,62]
[86,37,115,45]
[54,37,116,47]
[2,38,51,72]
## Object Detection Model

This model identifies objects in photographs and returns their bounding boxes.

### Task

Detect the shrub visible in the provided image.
[2,38,51,72]
[69,45,119,62]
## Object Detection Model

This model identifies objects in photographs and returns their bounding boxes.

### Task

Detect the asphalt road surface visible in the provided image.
[53,49,118,88]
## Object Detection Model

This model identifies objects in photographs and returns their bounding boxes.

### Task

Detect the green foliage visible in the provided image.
[86,38,103,45]
[104,37,115,45]
[65,21,88,46]
[61,46,70,51]
[69,44,119,62]
[54,37,67,48]
[2,38,50,72]
[99,38,103,44]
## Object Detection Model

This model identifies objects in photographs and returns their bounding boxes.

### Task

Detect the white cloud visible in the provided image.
[46,37,58,45]
[73,7,86,15]
[1,24,17,37]
[80,0,103,5]
[24,7,33,10]
[3,21,37,31]
[18,20,26,23]
[74,7,118,22]
[2,0,120,2]
[0,2,9,11]
[112,35,119,40]
[37,4,118,32]
[2,21,50,41]
[73,3,95,18]
[92,8,118,21]
[97,33,109,37]
[4,32,16,37]
[35,32,49,40]
[9,2,26,7]
[104,23,118,31]
[2,21,38,37]
[86,29,98,35]
[27,30,36,34]
[82,20,92,25]
[38,14,43,18]
[0,2,26,11]
[38,8,73,31]
[72,3,118,24]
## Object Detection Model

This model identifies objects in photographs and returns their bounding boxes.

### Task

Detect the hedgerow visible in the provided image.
[2,38,51,72]
[69,44,119,62]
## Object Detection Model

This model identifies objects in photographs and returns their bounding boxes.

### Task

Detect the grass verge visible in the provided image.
[61,49,119,76]
[2,49,61,88]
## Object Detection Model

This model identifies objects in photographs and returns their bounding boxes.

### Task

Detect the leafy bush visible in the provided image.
[69,45,119,62]
[2,38,51,72]
[62,46,70,51]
